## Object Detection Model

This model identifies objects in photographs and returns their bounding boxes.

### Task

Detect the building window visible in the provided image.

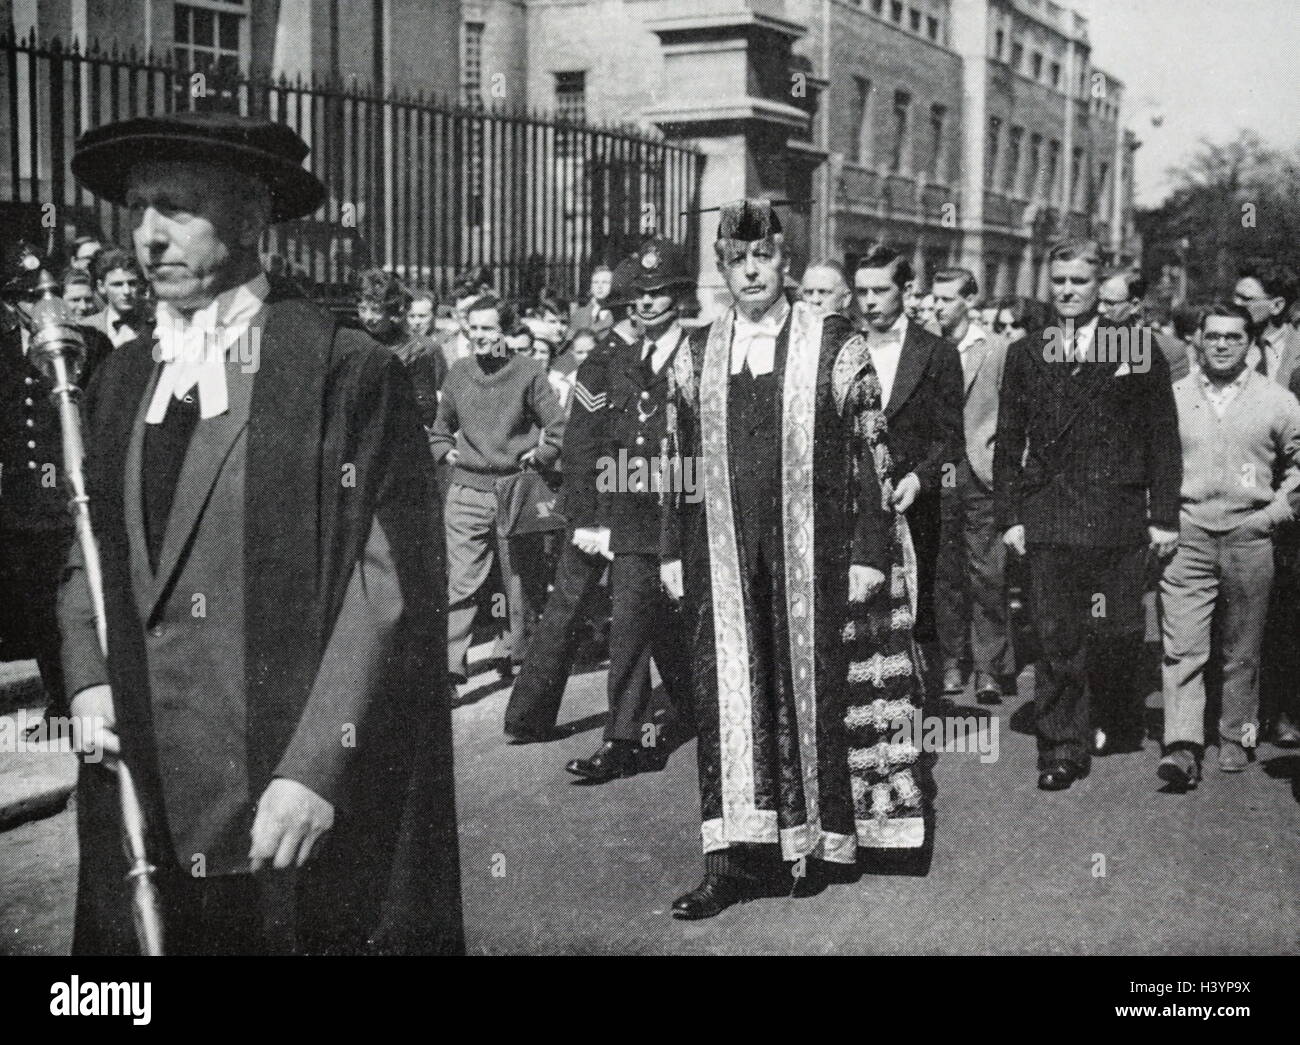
[555,71,586,123]
[871,0,883,13]
[1031,52,1043,80]
[891,1,903,22]
[1098,161,1111,212]
[909,8,921,32]
[890,90,911,173]
[462,21,484,106]
[1047,139,1061,200]
[1029,133,1043,198]
[1071,146,1084,207]
[928,103,946,180]
[851,76,874,166]
[1012,41,1023,69]
[994,29,1004,57]
[928,16,940,40]
[1006,125,1024,195]
[172,0,248,75]
[986,116,1002,188]
[1050,61,1061,88]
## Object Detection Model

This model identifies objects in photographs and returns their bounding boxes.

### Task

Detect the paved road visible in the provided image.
[3,654,1298,955]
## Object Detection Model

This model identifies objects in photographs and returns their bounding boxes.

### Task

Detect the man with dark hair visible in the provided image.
[430,294,565,683]
[1101,269,1187,382]
[70,235,102,273]
[62,110,461,954]
[86,248,148,349]
[1158,302,1300,787]
[852,245,964,649]
[1235,259,1300,386]
[995,239,1182,790]
[931,267,1011,703]
[406,285,437,338]
[356,270,445,426]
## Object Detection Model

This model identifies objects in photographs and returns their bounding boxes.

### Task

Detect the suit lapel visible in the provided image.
[885,323,929,420]
[962,335,991,396]
[143,327,259,619]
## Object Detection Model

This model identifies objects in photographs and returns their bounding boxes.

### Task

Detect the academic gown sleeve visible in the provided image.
[274,514,403,809]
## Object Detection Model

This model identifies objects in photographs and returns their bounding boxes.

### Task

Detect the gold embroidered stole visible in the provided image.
[699,300,825,855]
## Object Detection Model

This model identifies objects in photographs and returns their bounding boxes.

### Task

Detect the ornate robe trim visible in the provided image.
[699,301,827,858]
[848,652,915,686]
[845,698,918,731]
[855,816,926,849]
[780,301,825,853]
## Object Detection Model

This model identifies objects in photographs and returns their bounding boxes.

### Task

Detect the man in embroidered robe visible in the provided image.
[660,200,899,920]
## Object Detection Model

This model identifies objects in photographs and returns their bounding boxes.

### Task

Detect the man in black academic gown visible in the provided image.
[60,111,462,955]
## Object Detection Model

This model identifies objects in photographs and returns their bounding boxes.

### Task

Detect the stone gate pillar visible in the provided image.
[643,1,824,317]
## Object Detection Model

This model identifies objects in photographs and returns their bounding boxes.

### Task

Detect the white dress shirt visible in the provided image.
[730,297,790,377]
[146,273,271,424]
[642,323,683,375]
[866,313,909,408]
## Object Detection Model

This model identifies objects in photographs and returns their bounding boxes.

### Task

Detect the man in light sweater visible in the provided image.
[1158,304,1300,789]
[430,296,566,682]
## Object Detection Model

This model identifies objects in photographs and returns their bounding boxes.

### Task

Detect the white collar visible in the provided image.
[146,273,271,423]
[956,321,986,354]
[733,296,790,336]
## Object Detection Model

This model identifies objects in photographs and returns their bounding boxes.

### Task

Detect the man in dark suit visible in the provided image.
[567,263,615,340]
[60,111,462,955]
[851,245,964,648]
[994,239,1182,790]
[84,248,151,349]
[559,238,698,782]
[0,241,111,707]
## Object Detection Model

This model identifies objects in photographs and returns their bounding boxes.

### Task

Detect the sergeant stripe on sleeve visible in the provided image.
[573,380,607,413]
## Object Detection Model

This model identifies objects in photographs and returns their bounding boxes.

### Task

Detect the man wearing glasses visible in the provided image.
[1234,260,1299,386]
[1158,304,1300,787]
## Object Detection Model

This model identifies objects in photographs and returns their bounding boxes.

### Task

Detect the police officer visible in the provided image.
[502,255,641,743]
[563,238,699,782]
[0,241,110,709]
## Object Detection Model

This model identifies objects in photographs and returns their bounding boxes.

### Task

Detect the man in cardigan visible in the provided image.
[61,111,462,954]
[1158,304,1300,787]
[995,239,1182,791]
[429,296,566,682]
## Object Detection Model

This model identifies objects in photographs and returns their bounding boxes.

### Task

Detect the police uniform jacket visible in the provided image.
[560,323,704,555]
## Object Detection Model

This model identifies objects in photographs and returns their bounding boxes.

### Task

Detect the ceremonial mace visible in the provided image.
[29,268,165,955]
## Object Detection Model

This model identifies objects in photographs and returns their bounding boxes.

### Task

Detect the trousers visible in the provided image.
[504,536,607,734]
[604,552,691,743]
[1026,543,1147,768]
[444,482,544,676]
[1160,522,1272,748]
[935,463,1012,676]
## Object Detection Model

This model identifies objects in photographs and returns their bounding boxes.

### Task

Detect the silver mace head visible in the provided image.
[29,267,87,387]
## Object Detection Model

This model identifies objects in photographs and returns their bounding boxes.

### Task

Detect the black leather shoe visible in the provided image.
[670,873,750,920]
[490,658,515,681]
[1274,713,1300,748]
[1157,747,1201,791]
[1038,761,1086,791]
[565,741,636,782]
[974,672,1002,705]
